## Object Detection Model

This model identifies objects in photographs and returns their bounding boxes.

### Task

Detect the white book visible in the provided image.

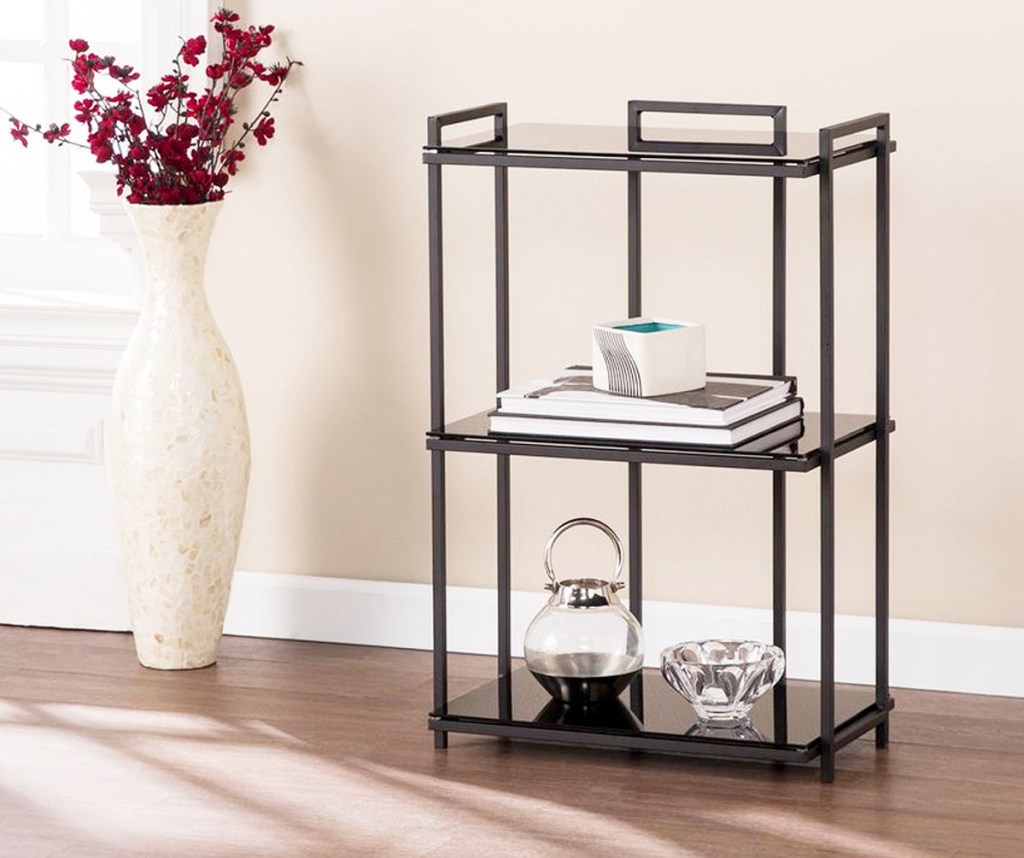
[498,367,796,428]
[489,398,804,448]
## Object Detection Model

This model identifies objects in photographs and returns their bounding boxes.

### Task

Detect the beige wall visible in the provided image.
[205,0,1024,628]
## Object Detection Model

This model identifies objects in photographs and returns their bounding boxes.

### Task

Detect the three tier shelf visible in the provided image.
[423,100,895,782]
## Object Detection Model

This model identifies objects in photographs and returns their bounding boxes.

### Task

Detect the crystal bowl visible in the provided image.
[660,640,786,724]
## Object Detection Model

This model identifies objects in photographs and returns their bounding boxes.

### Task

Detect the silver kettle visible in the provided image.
[523,517,645,705]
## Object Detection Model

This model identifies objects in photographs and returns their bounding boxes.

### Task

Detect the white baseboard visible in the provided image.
[6,565,1020,698]
[223,571,1024,699]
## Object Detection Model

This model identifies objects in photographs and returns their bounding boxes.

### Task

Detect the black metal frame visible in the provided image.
[425,101,894,782]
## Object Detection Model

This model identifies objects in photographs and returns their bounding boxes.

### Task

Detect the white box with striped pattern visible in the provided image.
[591,316,706,398]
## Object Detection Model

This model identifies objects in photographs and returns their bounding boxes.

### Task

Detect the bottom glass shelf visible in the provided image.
[431,667,892,763]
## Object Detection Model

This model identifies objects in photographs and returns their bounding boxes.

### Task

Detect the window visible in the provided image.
[0,1,206,297]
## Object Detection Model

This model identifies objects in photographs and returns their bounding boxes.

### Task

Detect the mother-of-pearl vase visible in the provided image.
[107,201,250,669]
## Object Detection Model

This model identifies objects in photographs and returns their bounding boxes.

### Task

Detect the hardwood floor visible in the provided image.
[1,626,1022,857]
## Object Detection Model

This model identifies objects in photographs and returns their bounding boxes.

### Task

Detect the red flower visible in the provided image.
[109,64,140,84]
[228,70,254,89]
[68,38,89,53]
[258,63,290,86]
[173,122,200,142]
[147,74,189,110]
[222,25,272,60]
[89,139,114,163]
[42,122,71,143]
[205,63,224,80]
[73,99,98,124]
[212,8,240,24]
[222,148,245,175]
[70,53,107,93]
[251,116,274,146]
[9,118,29,147]
[180,36,206,67]
[128,113,146,136]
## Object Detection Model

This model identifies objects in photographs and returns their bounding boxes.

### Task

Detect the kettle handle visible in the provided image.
[543,517,624,589]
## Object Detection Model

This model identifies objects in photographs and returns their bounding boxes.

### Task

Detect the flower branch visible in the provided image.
[1,7,299,205]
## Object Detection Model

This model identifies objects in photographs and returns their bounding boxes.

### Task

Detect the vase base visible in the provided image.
[134,642,220,671]
[137,658,218,671]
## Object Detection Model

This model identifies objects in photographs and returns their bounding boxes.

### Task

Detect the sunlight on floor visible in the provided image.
[347,760,695,857]
[33,703,248,738]
[1,698,701,856]
[0,697,942,857]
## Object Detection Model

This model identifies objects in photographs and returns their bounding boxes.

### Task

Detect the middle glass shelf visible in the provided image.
[427,412,894,473]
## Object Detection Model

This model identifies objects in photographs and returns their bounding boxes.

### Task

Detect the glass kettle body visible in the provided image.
[524,518,645,706]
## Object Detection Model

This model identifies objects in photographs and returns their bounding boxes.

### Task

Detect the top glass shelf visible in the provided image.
[425,122,892,168]
[425,122,896,178]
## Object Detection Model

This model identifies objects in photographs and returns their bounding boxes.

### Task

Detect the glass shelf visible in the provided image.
[425,122,895,170]
[427,412,895,473]
[432,667,891,763]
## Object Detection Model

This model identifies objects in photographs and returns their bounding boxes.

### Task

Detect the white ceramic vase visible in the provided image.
[107,201,250,669]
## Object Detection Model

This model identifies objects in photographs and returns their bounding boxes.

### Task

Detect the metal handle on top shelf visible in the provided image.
[818,113,890,152]
[427,102,507,148]
[627,100,787,156]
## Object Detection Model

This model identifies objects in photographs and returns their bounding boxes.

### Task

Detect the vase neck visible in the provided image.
[126,202,222,312]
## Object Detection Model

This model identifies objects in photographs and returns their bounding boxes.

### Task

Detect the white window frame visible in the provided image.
[0,0,208,300]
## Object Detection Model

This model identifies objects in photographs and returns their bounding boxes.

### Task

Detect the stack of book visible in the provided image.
[489,366,804,451]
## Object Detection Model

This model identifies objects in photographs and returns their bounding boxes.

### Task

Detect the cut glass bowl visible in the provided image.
[661,640,786,725]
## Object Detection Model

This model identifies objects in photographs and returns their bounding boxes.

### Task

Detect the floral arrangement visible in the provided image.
[2,8,300,205]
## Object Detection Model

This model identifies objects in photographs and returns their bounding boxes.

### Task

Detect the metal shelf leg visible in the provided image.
[771,176,789,744]
[819,129,836,784]
[496,162,512,721]
[428,156,448,750]
[627,169,644,718]
[875,119,892,750]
